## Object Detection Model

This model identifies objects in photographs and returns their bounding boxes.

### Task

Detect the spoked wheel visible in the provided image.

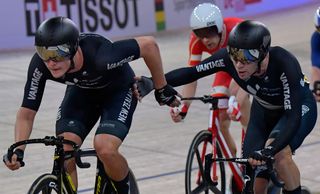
[28,174,64,194]
[185,130,226,194]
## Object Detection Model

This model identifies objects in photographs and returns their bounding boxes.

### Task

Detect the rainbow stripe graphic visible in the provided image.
[155,0,165,31]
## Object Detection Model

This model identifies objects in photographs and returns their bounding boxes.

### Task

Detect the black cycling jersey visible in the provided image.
[165,46,316,155]
[22,33,140,111]
[21,33,141,141]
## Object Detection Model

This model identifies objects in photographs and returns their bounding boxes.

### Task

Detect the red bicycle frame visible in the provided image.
[198,105,245,190]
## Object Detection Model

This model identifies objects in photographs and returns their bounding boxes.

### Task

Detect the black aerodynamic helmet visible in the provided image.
[35,16,79,61]
[227,20,271,64]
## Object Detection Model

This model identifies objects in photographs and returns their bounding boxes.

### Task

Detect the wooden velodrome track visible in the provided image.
[0,2,319,194]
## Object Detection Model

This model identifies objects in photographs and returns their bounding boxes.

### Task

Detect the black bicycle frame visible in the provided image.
[204,154,284,194]
[51,142,77,194]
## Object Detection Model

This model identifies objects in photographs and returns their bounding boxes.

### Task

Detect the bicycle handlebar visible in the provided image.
[204,154,285,189]
[74,148,97,168]
[6,136,98,169]
[181,95,228,104]
[6,136,78,163]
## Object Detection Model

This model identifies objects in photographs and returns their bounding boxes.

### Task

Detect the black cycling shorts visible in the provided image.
[242,92,316,158]
[56,85,137,141]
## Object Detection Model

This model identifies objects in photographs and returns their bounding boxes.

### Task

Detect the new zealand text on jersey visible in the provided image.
[196,59,225,72]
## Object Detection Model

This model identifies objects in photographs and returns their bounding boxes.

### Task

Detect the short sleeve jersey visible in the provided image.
[21,33,140,111]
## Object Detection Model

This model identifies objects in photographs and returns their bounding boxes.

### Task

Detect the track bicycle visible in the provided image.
[183,95,245,194]
[204,155,284,194]
[204,156,311,194]
[4,136,140,194]
[183,95,312,194]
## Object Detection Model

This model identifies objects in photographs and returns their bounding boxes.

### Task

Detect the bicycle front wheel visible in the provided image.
[185,130,226,194]
[128,168,140,194]
[28,173,63,194]
[100,168,140,194]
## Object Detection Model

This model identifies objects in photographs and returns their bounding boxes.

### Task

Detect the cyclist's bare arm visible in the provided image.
[135,36,167,89]
[15,107,36,145]
[181,81,197,107]
[229,79,240,96]
[135,36,181,107]
[170,81,197,122]
[229,79,249,105]
[4,107,36,170]
[228,80,250,125]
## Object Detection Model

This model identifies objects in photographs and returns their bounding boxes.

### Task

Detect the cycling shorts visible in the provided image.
[242,92,316,158]
[56,85,138,141]
[242,93,316,180]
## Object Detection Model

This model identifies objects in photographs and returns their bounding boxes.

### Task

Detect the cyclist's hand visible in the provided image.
[154,84,181,107]
[248,146,274,167]
[134,76,155,100]
[132,82,141,102]
[227,96,241,121]
[170,104,188,123]
[312,81,320,102]
[313,91,320,102]
[3,149,25,170]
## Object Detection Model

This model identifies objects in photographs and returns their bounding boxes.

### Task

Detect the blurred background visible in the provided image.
[0,0,319,193]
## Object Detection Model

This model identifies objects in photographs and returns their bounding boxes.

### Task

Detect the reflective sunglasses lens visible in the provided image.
[228,47,259,64]
[35,45,71,62]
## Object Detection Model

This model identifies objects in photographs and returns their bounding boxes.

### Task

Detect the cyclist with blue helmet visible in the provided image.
[311,7,320,101]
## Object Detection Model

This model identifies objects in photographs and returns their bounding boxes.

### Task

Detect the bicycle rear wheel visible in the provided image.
[185,130,226,194]
[28,174,64,194]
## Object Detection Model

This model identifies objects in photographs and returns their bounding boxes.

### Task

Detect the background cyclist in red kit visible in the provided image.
[170,3,251,157]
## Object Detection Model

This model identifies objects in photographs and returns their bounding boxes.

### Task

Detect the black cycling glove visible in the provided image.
[3,148,25,167]
[154,84,178,106]
[136,76,154,98]
[250,146,275,161]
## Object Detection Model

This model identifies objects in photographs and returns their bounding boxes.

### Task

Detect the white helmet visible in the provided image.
[314,7,320,28]
[190,3,223,33]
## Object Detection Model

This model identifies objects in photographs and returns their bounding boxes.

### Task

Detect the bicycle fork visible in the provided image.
[94,158,118,194]
[52,148,77,194]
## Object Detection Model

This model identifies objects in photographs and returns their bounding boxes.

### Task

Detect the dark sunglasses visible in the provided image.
[227,47,261,64]
[193,26,220,39]
[36,44,71,62]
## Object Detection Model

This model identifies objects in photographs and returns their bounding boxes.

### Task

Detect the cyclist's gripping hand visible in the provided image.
[155,84,181,107]
[135,76,181,106]
[248,146,274,167]
[170,104,188,123]
[227,96,241,121]
[3,148,25,170]
[134,76,155,100]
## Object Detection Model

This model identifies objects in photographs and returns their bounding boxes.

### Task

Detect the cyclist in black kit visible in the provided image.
[3,16,180,193]
[139,20,317,194]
